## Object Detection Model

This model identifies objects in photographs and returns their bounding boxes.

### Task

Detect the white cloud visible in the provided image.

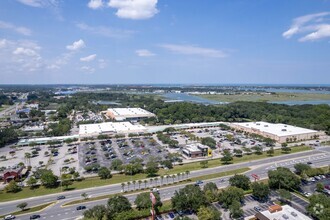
[88,0,104,9]
[0,21,32,36]
[81,66,95,73]
[159,44,227,58]
[17,0,44,7]
[0,39,44,72]
[13,47,39,57]
[80,54,97,62]
[299,24,330,42]
[135,49,155,57]
[0,39,7,48]
[16,0,59,8]
[76,23,134,38]
[66,39,85,51]
[108,0,158,20]
[283,12,330,42]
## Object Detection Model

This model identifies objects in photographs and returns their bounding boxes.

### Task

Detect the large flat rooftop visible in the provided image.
[232,121,318,137]
[79,122,146,136]
[106,108,155,120]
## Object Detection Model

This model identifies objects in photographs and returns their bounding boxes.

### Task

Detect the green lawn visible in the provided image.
[0,202,55,218]
[0,145,310,202]
[159,145,311,176]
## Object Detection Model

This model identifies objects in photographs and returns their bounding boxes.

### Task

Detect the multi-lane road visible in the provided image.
[1,146,329,220]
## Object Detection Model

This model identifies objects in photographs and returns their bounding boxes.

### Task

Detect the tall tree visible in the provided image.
[268,167,300,190]
[229,174,251,190]
[171,185,208,212]
[251,182,270,201]
[98,167,112,179]
[197,206,222,220]
[221,150,233,164]
[107,195,132,219]
[218,186,245,209]
[83,205,106,220]
[134,192,162,210]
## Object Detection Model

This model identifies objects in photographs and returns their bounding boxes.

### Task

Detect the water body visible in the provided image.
[271,100,330,105]
[163,93,330,106]
[264,88,330,94]
[55,91,77,95]
[162,93,226,105]
[93,101,121,105]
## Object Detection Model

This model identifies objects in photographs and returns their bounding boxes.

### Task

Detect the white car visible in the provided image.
[4,215,15,220]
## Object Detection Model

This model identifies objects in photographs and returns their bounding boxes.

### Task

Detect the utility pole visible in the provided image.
[150,192,156,220]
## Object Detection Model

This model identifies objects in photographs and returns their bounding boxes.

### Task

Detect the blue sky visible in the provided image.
[0,0,330,84]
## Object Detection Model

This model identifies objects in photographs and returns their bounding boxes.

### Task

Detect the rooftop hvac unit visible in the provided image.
[281,129,287,132]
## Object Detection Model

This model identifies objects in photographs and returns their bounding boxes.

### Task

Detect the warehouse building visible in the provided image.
[79,121,147,137]
[231,121,322,143]
[104,108,155,121]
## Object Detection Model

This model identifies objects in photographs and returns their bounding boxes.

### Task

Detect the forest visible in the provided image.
[18,91,330,135]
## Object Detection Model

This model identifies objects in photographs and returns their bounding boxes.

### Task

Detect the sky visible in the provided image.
[0,0,330,84]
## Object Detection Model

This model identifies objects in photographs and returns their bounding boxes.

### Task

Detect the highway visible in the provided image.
[1,146,329,219]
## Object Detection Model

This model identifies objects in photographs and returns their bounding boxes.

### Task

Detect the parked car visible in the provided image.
[76,205,86,210]
[3,215,15,220]
[29,215,40,219]
[168,212,175,219]
[254,206,262,212]
[57,195,65,200]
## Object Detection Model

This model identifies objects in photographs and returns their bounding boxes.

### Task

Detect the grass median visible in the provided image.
[0,202,55,218]
[159,145,311,175]
[0,145,310,202]
[63,167,250,207]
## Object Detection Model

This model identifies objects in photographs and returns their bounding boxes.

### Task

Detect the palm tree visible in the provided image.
[24,152,31,166]
[166,175,169,184]
[144,179,148,188]
[171,175,175,183]
[177,173,181,182]
[160,176,164,186]
[154,177,159,186]
[132,180,136,190]
[127,182,131,191]
[138,180,142,190]
[185,170,190,180]
[149,178,153,187]
[121,183,125,192]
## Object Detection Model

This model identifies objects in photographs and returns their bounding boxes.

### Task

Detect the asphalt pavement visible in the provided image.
[1,147,329,220]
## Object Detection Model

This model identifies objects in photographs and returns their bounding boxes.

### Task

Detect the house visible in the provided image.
[1,167,27,183]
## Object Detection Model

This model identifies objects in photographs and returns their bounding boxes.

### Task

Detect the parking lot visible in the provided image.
[0,143,79,182]
[79,137,170,173]
[301,174,330,196]
[164,127,275,161]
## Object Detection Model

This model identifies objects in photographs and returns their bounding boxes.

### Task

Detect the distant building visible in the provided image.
[22,125,44,132]
[231,121,322,143]
[79,121,147,137]
[182,144,209,158]
[104,108,155,121]
[251,204,312,220]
